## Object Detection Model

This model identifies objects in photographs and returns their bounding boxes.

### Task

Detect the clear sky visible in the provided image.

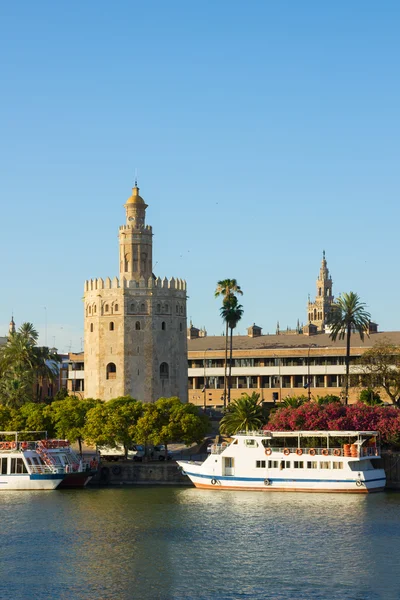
[1,1,399,352]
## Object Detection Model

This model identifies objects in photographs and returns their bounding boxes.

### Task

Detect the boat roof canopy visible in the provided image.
[235,430,379,438]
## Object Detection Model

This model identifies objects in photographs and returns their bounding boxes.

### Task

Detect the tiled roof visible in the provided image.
[188,331,400,352]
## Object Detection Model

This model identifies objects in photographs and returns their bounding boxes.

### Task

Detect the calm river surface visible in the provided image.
[1,487,400,600]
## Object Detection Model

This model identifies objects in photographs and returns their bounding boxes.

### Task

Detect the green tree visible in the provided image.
[314,394,341,405]
[219,392,264,435]
[220,295,244,405]
[326,292,371,404]
[281,395,308,408]
[136,398,209,459]
[359,388,383,406]
[50,396,102,455]
[17,402,56,438]
[0,322,59,407]
[357,340,400,406]
[215,279,243,409]
[84,397,143,457]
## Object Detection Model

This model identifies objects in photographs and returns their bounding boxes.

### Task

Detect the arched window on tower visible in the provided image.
[106,363,116,380]
[314,309,317,320]
[109,322,114,331]
[90,323,94,332]
[114,304,119,312]
[318,288,322,296]
[88,306,92,315]
[162,321,166,331]
[176,305,179,314]
[157,304,161,313]
[135,321,141,331]
[94,305,97,314]
[179,323,183,332]
[160,362,169,379]
[130,303,135,313]
[105,304,109,313]
[180,306,184,315]
[141,303,145,312]
[165,303,169,313]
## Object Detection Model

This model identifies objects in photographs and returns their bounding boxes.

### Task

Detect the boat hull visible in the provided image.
[57,471,95,488]
[0,474,65,491]
[177,462,386,494]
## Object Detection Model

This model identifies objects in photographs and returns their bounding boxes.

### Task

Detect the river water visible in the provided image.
[1,487,399,600]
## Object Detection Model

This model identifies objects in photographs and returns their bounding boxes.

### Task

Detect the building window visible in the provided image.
[109,322,114,331]
[135,321,141,331]
[90,323,94,332]
[162,321,166,331]
[157,304,161,313]
[130,303,135,313]
[165,303,169,313]
[180,323,183,332]
[176,305,179,314]
[160,362,169,379]
[114,304,118,312]
[180,306,184,314]
[106,363,116,380]
[141,303,145,312]
[94,305,97,314]
[105,304,109,312]
[88,306,91,315]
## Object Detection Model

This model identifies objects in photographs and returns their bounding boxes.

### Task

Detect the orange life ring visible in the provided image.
[309,448,316,456]
[3,442,10,450]
[322,449,329,456]
[296,448,303,456]
[21,442,28,450]
[10,442,17,449]
[333,449,341,457]
[265,448,272,456]
[283,448,290,456]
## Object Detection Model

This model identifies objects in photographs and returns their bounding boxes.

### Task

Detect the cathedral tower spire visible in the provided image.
[307,251,334,331]
[119,184,153,281]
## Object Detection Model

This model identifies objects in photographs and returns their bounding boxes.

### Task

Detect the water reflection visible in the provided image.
[0,488,399,599]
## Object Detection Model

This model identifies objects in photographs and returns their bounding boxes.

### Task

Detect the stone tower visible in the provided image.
[83,183,188,403]
[307,251,334,332]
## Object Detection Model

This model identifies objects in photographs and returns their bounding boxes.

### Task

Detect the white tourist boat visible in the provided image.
[0,431,97,490]
[177,430,386,493]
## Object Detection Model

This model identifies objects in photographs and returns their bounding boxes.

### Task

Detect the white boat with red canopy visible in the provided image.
[177,430,386,493]
[0,431,97,490]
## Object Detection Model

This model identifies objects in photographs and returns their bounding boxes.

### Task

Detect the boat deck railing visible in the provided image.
[264,446,380,458]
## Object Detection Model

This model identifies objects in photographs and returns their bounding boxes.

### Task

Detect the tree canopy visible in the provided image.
[220,392,264,435]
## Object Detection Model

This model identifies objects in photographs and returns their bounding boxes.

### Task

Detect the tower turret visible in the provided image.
[119,183,153,281]
[9,315,15,336]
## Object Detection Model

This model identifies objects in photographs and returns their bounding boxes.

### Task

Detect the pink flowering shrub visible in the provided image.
[265,402,400,447]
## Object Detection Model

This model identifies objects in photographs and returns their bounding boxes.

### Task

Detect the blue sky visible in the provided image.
[1,1,399,352]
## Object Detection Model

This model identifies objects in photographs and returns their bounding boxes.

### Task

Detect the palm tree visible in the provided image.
[220,295,243,405]
[326,292,371,404]
[0,323,59,406]
[219,392,264,435]
[215,279,243,409]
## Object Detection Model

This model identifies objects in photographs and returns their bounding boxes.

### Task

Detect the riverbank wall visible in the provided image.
[90,461,190,486]
[89,452,400,489]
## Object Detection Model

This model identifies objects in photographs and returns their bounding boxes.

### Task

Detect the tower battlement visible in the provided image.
[119,224,153,232]
[84,276,187,293]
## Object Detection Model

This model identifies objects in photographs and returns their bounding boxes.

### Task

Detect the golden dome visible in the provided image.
[126,185,146,205]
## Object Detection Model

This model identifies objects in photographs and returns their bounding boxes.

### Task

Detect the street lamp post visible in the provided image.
[203,348,211,411]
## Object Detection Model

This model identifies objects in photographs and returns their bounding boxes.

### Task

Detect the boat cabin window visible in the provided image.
[294,461,304,469]
[0,457,7,475]
[268,460,279,469]
[10,458,28,474]
[26,457,32,465]
[349,460,373,471]
[256,460,266,468]
[307,461,318,469]
[244,439,258,448]
[332,462,343,469]
[280,460,290,469]
[320,461,331,469]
